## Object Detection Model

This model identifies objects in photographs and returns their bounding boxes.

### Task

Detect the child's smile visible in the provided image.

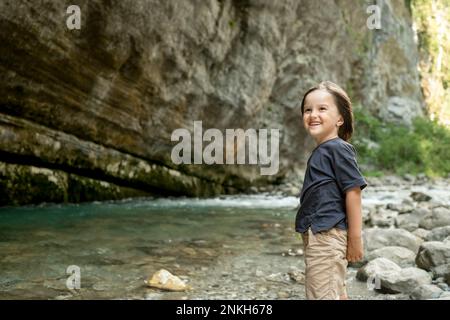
[302,89,344,145]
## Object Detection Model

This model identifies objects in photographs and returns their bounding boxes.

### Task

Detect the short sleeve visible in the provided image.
[331,143,367,193]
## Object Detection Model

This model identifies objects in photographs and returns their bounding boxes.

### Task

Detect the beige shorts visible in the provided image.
[301,227,348,300]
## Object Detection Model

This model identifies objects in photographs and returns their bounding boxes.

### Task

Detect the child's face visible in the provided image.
[302,89,344,145]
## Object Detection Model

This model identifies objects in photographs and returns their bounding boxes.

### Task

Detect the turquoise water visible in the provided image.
[0,196,300,299]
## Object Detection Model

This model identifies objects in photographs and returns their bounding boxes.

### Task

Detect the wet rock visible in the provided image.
[366,246,416,267]
[402,174,415,182]
[265,272,291,284]
[356,258,401,282]
[425,226,450,242]
[363,228,423,253]
[419,207,450,230]
[410,284,443,300]
[395,208,427,232]
[145,269,189,292]
[288,267,305,284]
[144,292,165,300]
[410,192,432,202]
[379,267,432,294]
[277,291,290,299]
[415,241,450,271]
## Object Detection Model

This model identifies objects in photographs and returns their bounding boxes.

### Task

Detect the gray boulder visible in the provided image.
[370,208,398,228]
[412,228,430,240]
[410,284,443,300]
[425,226,450,242]
[395,208,428,232]
[356,257,401,282]
[415,241,450,271]
[366,246,416,267]
[379,267,432,294]
[363,228,423,253]
[419,207,450,230]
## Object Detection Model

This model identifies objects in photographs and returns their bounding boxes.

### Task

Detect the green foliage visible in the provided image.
[352,106,450,177]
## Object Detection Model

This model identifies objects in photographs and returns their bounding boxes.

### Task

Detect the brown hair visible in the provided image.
[300,81,354,141]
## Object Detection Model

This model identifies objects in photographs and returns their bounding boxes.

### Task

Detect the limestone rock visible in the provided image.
[415,241,450,271]
[0,0,425,205]
[363,228,423,253]
[145,269,189,292]
[356,258,401,282]
[425,226,450,242]
[366,246,416,267]
[419,207,450,230]
[410,284,443,300]
[379,267,432,294]
[395,208,428,232]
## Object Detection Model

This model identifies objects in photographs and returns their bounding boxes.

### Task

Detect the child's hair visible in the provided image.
[300,81,354,141]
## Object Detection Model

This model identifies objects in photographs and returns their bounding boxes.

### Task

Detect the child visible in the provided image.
[295,81,367,300]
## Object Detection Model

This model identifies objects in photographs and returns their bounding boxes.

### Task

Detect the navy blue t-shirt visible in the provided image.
[295,137,367,234]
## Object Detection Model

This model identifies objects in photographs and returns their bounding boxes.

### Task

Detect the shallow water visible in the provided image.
[0,196,303,299]
[1,187,447,300]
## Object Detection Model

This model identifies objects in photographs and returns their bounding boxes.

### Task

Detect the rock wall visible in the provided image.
[0,0,425,205]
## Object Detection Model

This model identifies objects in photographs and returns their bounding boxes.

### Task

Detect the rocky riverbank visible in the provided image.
[0,175,449,300]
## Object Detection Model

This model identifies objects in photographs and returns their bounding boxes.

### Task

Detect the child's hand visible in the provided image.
[346,235,363,262]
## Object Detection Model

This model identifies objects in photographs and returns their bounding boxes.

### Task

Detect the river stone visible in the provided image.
[370,208,398,228]
[387,202,414,214]
[395,208,428,232]
[431,264,450,280]
[145,269,189,291]
[410,192,432,202]
[356,258,401,282]
[366,246,416,267]
[425,226,450,242]
[412,228,430,240]
[363,228,423,253]
[435,292,450,300]
[419,207,450,230]
[379,267,432,294]
[415,241,450,271]
[410,284,443,300]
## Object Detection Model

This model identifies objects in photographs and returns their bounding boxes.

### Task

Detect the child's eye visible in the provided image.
[304,108,312,112]
[320,107,327,111]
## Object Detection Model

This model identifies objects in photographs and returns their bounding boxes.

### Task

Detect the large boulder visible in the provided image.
[378,267,432,294]
[356,257,401,282]
[357,258,432,294]
[419,207,450,230]
[363,228,423,253]
[366,246,416,267]
[425,226,450,242]
[410,284,443,300]
[416,240,450,271]
[395,208,428,232]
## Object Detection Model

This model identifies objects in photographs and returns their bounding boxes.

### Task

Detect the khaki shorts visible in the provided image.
[301,227,348,300]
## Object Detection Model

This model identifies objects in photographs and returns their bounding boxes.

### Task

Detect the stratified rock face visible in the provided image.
[0,0,425,204]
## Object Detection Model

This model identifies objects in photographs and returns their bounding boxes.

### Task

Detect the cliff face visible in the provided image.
[0,0,424,205]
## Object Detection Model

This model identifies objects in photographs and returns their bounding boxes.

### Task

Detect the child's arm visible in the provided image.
[345,187,364,262]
